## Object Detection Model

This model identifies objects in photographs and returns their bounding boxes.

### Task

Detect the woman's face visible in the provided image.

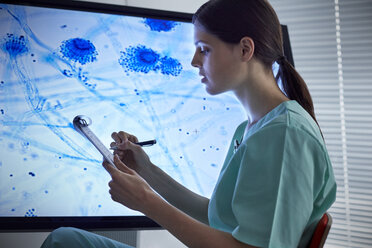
[191,24,245,95]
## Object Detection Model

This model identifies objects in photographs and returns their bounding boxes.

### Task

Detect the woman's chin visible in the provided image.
[204,85,222,96]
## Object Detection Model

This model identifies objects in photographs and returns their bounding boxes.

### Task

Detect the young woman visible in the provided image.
[42,0,336,247]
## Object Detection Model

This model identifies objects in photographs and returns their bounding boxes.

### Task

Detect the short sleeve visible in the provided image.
[231,123,327,247]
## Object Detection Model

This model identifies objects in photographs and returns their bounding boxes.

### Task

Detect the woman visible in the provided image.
[42,0,336,247]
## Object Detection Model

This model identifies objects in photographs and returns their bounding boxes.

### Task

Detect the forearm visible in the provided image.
[139,162,209,224]
[105,152,255,248]
[143,193,255,248]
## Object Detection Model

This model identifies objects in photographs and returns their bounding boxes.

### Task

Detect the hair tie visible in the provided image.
[277,55,287,65]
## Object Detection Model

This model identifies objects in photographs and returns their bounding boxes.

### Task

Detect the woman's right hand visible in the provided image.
[110,131,152,175]
[111,132,210,224]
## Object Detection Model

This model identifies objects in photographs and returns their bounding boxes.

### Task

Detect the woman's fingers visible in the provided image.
[111,132,122,144]
[102,160,118,177]
[111,131,139,144]
[113,155,134,174]
[119,131,138,143]
[117,138,138,151]
[102,155,133,176]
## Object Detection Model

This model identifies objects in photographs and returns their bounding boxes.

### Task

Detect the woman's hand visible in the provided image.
[110,131,151,175]
[103,155,157,213]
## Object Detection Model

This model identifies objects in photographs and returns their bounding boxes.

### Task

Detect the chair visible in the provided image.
[308,212,333,248]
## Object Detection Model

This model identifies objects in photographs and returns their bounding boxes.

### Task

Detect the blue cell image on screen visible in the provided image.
[0,4,246,217]
[60,38,98,65]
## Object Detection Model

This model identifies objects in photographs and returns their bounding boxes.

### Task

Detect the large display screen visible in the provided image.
[0,0,292,229]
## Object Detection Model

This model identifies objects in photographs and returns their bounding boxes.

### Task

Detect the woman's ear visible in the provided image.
[240,37,254,62]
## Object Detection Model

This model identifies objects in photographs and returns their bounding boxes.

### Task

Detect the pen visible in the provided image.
[110,139,157,150]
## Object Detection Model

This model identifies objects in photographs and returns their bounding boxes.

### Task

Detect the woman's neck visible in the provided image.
[233,60,289,127]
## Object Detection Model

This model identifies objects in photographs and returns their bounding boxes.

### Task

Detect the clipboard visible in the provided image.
[73,115,117,169]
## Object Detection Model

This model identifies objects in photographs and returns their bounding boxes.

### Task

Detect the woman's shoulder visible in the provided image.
[246,101,326,150]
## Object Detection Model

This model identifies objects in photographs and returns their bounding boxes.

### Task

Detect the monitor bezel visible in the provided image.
[0,0,293,231]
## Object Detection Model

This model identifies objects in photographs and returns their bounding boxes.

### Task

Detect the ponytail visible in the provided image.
[277,57,323,137]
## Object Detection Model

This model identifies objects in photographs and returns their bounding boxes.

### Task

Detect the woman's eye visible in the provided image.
[199,47,209,55]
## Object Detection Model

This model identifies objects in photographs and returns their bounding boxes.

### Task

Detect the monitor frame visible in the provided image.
[0,0,293,231]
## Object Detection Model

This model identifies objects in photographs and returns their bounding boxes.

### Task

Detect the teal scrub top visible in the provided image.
[208,100,337,248]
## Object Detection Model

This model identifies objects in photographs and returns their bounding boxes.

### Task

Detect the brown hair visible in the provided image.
[193,0,321,131]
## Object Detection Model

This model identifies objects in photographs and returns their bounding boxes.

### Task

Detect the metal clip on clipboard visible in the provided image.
[73,115,117,169]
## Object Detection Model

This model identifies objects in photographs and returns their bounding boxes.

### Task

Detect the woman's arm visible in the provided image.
[110,131,209,224]
[103,156,256,248]
[145,187,257,248]
[141,161,210,225]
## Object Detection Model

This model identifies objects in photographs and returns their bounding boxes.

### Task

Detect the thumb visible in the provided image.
[114,154,134,175]
[102,159,118,176]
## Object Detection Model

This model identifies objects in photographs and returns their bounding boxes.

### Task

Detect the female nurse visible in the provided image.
[41,0,337,247]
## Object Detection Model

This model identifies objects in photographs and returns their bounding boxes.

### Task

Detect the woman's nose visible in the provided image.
[191,53,201,68]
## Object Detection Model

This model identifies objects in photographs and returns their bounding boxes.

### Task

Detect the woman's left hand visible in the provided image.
[103,157,251,248]
[102,155,156,213]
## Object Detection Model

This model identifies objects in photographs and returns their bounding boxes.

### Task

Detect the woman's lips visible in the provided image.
[199,73,207,83]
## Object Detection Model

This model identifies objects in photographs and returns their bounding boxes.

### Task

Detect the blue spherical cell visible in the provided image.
[2,34,29,57]
[62,69,73,77]
[60,38,98,65]
[159,56,182,76]
[143,18,179,32]
[118,45,160,74]
[25,208,37,217]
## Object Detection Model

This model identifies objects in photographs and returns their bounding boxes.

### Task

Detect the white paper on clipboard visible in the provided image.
[73,115,117,169]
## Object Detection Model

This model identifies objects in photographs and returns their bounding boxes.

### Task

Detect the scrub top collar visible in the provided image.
[243,100,298,142]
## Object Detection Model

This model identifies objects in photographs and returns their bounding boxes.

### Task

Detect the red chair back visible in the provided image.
[308,212,332,248]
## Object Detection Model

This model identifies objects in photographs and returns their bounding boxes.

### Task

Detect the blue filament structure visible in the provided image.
[160,56,182,76]
[143,18,179,32]
[60,38,98,65]
[2,33,29,57]
[119,45,160,74]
